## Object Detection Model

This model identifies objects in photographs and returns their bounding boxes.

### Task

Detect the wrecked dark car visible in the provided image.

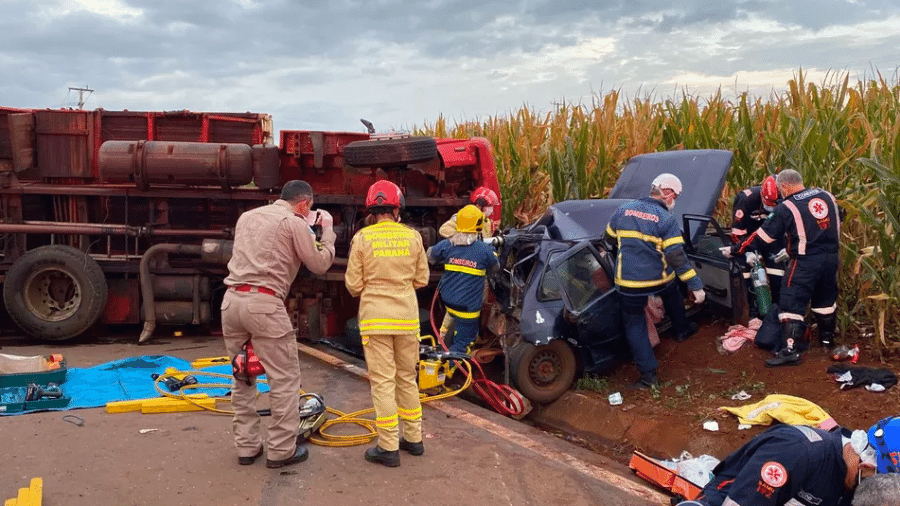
[490,149,748,403]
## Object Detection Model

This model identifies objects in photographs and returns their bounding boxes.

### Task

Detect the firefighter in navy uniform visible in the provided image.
[730,175,787,313]
[437,187,500,338]
[345,180,430,467]
[677,424,877,506]
[728,169,841,367]
[428,205,500,355]
[604,173,706,389]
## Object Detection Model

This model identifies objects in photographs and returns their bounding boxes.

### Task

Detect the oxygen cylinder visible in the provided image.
[746,252,772,317]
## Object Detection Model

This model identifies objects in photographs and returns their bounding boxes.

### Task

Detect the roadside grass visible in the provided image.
[720,371,767,399]
[574,374,611,394]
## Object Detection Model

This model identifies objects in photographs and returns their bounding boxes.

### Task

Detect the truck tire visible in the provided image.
[507,339,577,404]
[343,137,438,167]
[3,245,108,341]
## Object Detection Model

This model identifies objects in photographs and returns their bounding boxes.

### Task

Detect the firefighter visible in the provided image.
[439,186,500,238]
[345,180,430,467]
[730,175,787,314]
[603,173,706,389]
[677,424,877,506]
[427,205,500,355]
[222,180,335,468]
[725,169,841,367]
[437,186,500,337]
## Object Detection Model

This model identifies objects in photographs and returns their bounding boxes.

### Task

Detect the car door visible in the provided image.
[681,213,750,325]
[548,241,622,347]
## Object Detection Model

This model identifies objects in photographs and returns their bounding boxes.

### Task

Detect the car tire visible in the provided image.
[3,245,108,341]
[343,137,438,167]
[507,339,577,404]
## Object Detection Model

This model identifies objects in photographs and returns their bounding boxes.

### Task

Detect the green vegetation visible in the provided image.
[417,69,900,348]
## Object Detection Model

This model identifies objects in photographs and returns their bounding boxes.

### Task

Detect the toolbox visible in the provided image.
[0,385,71,414]
[0,353,67,388]
[0,353,71,413]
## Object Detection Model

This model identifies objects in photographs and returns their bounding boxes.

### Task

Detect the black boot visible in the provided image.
[364,446,400,467]
[629,371,659,389]
[766,321,804,368]
[815,312,837,348]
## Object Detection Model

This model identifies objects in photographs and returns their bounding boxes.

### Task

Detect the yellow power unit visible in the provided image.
[417,359,447,391]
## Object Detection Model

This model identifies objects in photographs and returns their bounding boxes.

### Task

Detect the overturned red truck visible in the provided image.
[0,107,500,344]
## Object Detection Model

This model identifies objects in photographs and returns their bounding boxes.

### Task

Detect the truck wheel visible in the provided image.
[343,137,438,166]
[3,245,108,341]
[507,340,576,404]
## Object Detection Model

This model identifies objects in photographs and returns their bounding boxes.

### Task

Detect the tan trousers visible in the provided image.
[222,289,301,461]
[362,333,423,451]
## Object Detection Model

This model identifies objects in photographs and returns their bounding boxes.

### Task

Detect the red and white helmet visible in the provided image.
[761,175,779,208]
[470,186,500,207]
[366,180,404,210]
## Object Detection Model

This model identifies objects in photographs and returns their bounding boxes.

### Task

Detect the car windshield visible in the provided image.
[553,248,610,313]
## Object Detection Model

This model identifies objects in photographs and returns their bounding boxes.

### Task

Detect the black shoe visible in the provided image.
[266,446,309,469]
[629,372,659,390]
[399,438,425,456]
[765,350,802,368]
[364,446,401,467]
[820,338,834,348]
[238,446,264,466]
[674,322,699,342]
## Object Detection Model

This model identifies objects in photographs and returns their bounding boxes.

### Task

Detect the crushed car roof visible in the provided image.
[540,149,733,242]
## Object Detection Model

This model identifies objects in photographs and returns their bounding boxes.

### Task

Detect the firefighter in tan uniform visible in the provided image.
[345,180,429,467]
[222,180,335,468]
[437,186,500,337]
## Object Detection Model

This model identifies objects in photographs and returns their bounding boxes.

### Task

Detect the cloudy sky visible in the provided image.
[2,0,898,134]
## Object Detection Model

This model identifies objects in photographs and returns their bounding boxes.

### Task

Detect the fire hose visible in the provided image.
[149,361,473,448]
[428,290,526,418]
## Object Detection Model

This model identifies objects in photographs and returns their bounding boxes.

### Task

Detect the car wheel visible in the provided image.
[343,137,438,166]
[507,339,577,403]
[3,245,108,341]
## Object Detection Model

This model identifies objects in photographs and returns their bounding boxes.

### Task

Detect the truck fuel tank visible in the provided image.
[99,140,254,189]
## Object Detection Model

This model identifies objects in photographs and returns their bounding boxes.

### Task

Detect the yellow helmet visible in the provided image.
[456,205,485,234]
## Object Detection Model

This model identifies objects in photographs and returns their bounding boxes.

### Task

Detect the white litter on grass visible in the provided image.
[608,392,623,405]
[703,421,719,432]
[731,390,752,401]
[738,424,752,430]
[139,428,158,434]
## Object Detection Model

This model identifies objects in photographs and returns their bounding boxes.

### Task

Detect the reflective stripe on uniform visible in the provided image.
[662,236,685,248]
[617,229,663,245]
[677,268,698,282]
[360,319,419,332]
[605,224,617,237]
[783,200,807,255]
[447,307,480,319]
[376,414,398,428]
[811,304,837,315]
[766,268,785,276]
[780,312,805,321]
[398,406,422,421]
[616,271,675,288]
[445,264,486,276]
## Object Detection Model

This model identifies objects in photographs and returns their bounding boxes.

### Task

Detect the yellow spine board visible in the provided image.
[140,397,217,414]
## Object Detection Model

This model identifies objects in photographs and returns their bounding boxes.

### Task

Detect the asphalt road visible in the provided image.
[0,333,665,506]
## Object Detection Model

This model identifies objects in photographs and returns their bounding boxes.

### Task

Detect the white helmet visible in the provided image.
[651,173,682,196]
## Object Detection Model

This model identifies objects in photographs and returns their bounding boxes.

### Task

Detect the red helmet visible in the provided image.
[761,175,778,208]
[365,180,404,210]
[470,187,499,207]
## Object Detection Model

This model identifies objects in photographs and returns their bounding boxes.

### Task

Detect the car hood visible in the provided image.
[534,149,732,242]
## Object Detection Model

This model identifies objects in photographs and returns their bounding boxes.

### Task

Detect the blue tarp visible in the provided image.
[1,354,270,415]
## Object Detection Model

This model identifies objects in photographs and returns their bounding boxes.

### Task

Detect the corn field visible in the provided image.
[417,70,900,348]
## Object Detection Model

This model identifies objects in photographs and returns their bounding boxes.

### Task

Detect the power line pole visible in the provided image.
[68,86,94,109]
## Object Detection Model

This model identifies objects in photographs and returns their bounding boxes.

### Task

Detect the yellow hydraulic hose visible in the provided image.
[151,360,474,447]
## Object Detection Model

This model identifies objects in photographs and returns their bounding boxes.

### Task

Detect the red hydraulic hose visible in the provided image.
[429,291,524,417]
